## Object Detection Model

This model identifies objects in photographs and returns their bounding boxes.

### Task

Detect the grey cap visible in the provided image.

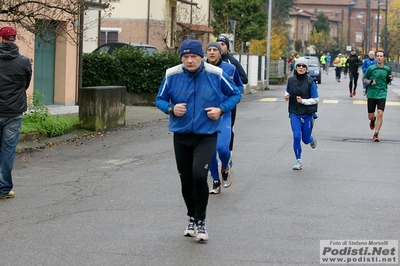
[206,41,222,54]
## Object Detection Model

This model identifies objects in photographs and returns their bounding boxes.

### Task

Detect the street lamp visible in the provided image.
[229,20,237,53]
[348,1,357,47]
[377,1,385,50]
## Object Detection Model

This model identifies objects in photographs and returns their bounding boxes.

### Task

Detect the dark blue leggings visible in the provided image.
[335,67,342,80]
[290,115,314,160]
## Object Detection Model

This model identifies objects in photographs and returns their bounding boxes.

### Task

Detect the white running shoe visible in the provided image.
[195,220,209,241]
[292,159,302,170]
[184,217,196,237]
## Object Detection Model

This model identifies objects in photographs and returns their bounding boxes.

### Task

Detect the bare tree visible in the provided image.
[0,0,113,44]
[153,4,208,52]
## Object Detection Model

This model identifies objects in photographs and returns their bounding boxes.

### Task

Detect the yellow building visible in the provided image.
[1,0,212,106]
[99,0,213,52]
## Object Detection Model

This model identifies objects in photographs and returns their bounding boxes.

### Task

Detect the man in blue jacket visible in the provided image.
[216,35,248,167]
[361,51,377,95]
[205,41,243,194]
[0,26,32,199]
[155,39,241,242]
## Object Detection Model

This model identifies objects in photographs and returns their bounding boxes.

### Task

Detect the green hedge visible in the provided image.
[83,46,181,93]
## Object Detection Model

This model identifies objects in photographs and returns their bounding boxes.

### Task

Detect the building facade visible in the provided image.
[1,0,213,106]
[293,0,391,55]
[1,20,78,106]
[99,0,213,52]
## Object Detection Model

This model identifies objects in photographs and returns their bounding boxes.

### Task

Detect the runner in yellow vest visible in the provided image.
[333,54,345,82]
[320,53,326,74]
[343,55,349,78]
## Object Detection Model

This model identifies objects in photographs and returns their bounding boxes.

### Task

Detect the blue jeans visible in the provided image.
[0,115,22,196]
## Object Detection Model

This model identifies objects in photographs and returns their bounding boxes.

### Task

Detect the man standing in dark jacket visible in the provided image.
[0,26,32,199]
[346,48,363,97]
[216,35,248,167]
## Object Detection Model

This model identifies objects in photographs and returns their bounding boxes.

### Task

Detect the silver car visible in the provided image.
[93,42,158,55]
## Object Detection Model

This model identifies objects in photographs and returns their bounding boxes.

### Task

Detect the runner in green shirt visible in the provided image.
[362,50,393,142]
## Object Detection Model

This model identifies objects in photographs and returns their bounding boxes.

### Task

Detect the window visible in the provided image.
[355,32,362,43]
[100,28,121,45]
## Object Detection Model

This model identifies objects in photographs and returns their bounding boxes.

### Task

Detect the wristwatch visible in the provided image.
[167,106,174,116]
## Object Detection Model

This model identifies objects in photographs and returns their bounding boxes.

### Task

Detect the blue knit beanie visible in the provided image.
[180,39,204,57]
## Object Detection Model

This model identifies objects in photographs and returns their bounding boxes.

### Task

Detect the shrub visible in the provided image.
[22,91,82,137]
[83,47,181,93]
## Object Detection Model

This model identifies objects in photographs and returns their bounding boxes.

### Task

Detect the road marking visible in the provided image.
[323,100,339,104]
[260,98,278,102]
[387,101,400,106]
[353,100,367,105]
[259,98,400,106]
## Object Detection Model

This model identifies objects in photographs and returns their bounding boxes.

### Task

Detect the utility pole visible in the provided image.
[384,0,388,55]
[229,20,237,53]
[265,0,272,89]
[366,0,371,53]
[377,1,381,51]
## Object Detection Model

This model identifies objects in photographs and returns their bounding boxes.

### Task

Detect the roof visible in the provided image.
[178,23,213,33]
[289,7,318,21]
[177,0,198,5]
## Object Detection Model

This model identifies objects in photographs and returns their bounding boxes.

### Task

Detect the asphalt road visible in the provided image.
[2,68,400,266]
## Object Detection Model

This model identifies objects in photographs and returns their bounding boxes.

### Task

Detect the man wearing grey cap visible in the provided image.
[205,41,243,194]
[216,35,248,168]
[155,39,241,241]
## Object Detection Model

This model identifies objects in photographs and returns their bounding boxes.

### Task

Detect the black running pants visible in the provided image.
[173,132,217,221]
[349,71,359,92]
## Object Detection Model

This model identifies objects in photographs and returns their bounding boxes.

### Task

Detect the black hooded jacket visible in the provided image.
[0,42,32,116]
[221,53,248,84]
[346,53,362,73]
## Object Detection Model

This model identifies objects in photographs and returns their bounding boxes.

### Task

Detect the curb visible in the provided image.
[17,128,97,153]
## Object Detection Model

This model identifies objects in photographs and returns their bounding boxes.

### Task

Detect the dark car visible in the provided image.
[303,56,321,84]
[92,42,159,55]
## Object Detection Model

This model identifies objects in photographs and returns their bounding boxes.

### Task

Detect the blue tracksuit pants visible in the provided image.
[210,112,231,181]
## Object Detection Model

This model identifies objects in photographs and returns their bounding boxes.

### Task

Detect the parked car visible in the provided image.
[92,42,159,55]
[302,56,321,84]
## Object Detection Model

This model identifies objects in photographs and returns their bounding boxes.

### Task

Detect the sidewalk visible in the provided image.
[47,105,168,125]
[17,105,169,151]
